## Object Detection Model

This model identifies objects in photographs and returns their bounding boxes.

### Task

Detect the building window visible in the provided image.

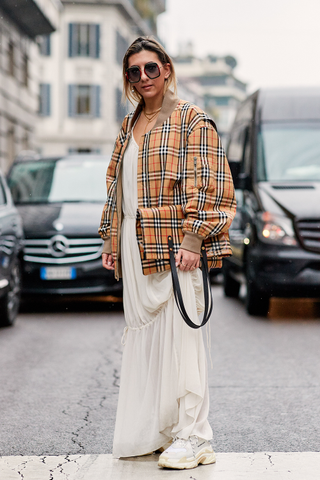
[116,88,127,123]
[7,128,15,165]
[22,54,28,87]
[116,30,128,65]
[22,131,30,150]
[214,96,231,106]
[8,41,15,77]
[68,85,101,117]
[68,24,100,58]
[39,84,51,116]
[38,35,51,56]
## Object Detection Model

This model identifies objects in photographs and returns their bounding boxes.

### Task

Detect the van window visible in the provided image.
[257,124,320,181]
[228,126,246,162]
[227,99,253,165]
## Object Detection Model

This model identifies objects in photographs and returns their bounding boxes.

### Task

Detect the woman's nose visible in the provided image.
[140,68,149,81]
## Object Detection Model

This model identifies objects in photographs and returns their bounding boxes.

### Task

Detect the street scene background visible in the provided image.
[1,0,320,477]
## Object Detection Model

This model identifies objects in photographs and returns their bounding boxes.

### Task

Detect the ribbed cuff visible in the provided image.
[102,238,111,254]
[180,231,204,254]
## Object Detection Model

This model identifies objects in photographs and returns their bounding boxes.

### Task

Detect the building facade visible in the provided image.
[0,0,61,172]
[36,0,166,157]
[174,53,247,143]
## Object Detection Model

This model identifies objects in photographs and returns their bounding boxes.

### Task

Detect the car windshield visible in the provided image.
[8,157,109,204]
[257,124,320,182]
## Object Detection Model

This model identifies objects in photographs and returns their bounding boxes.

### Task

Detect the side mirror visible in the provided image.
[237,172,252,190]
[228,161,252,190]
[228,160,240,185]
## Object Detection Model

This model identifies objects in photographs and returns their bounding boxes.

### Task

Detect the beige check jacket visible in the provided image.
[99,90,236,279]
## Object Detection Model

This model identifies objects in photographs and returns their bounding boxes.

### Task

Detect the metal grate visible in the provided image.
[23,235,103,264]
[295,219,320,253]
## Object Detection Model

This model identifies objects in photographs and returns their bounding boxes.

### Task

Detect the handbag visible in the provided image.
[167,235,213,329]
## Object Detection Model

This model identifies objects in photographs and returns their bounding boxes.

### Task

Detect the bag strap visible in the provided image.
[168,236,213,329]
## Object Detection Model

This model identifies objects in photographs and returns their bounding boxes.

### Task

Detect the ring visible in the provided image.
[191,266,195,270]
[181,263,188,267]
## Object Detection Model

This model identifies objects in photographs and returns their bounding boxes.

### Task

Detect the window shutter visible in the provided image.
[68,24,74,57]
[47,35,51,56]
[116,87,127,122]
[95,24,100,58]
[39,35,51,56]
[92,85,101,117]
[68,85,75,117]
[39,84,51,116]
[45,84,51,116]
[89,24,100,58]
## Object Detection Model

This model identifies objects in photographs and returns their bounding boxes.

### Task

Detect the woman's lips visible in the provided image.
[142,85,153,89]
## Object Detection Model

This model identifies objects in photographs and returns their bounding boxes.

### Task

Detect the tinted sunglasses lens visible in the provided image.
[145,63,160,79]
[127,67,141,83]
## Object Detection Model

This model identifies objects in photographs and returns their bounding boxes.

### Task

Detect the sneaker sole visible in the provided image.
[158,449,216,469]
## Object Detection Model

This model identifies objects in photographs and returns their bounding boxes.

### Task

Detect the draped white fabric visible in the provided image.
[113,135,213,458]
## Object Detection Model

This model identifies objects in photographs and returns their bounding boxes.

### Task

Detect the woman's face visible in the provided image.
[127,50,171,102]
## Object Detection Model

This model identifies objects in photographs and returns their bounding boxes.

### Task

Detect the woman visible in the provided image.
[99,36,236,469]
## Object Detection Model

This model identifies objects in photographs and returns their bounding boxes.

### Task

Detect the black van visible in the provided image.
[223,87,320,316]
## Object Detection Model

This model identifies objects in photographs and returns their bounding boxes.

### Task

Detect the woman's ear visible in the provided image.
[164,63,171,79]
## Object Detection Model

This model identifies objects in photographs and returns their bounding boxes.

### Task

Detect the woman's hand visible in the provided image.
[175,248,200,271]
[102,253,115,270]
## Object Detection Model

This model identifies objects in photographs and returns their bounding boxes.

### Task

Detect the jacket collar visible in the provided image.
[129,89,180,132]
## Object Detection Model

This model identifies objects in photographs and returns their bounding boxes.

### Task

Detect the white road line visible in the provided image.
[1,452,320,479]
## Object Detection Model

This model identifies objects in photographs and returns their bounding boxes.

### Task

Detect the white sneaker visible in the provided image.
[158,435,216,469]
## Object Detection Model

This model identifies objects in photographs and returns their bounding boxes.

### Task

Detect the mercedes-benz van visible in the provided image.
[223,88,320,315]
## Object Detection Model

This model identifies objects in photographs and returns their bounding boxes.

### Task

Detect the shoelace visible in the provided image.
[172,436,199,449]
[189,435,200,448]
[172,437,188,448]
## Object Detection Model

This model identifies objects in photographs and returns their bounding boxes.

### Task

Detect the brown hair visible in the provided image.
[122,36,177,105]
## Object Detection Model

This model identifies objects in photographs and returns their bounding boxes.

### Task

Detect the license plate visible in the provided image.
[40,267,77,280]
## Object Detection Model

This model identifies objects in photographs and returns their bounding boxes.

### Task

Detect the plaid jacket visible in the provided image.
[99,90,236,279]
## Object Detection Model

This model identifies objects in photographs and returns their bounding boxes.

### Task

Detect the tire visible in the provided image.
[223,266,240,298]
[246,275,270,316]
[0,260,22,327]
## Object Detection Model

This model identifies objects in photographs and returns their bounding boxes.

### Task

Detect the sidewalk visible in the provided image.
[1,452,319,479]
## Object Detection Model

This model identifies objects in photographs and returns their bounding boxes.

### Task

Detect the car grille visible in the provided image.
[23,235,104,264]
[295,219,320,253]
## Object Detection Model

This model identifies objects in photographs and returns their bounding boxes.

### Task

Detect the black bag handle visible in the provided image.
[167,236,213,329]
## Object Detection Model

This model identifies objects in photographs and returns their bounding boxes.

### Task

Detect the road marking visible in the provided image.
[1,452,320,479]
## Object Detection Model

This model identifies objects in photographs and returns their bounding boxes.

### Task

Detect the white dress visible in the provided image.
[113,134,213,458]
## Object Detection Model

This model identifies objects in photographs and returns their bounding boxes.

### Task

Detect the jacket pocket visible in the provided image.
[136,205,185,260]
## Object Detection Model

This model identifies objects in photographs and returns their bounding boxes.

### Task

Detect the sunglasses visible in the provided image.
[126,62,163,84]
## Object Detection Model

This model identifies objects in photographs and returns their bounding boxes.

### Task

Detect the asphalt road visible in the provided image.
[0,286,320,456]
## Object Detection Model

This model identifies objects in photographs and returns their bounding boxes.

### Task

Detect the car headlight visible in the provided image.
[257,212,297,246]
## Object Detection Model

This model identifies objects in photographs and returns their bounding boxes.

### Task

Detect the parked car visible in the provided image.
[223,87,320,316]
[0,170,23,326]
[7,155,122,298]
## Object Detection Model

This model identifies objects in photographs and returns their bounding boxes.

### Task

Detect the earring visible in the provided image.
[132,88,134,92]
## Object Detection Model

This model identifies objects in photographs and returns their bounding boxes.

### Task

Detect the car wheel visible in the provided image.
[223,265,240,298]
[0,260,22,327]
[246,274,270,316]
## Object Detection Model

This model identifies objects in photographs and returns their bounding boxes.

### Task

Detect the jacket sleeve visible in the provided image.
[180,118,236,254]
[98,116,129,250]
